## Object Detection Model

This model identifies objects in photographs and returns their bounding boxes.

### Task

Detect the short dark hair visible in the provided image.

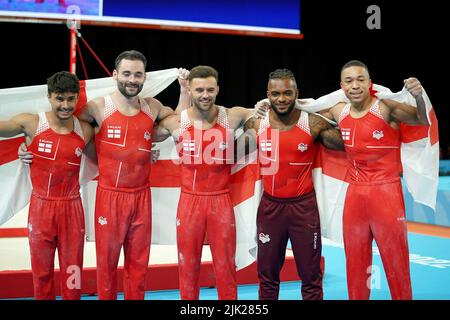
[47,71,80,95]
[188,65,219,83]
[340,60,370,75]
[115,50,147,70]
[268,68,297,86]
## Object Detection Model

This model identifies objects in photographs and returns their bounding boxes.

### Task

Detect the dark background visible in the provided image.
[0,0,448,157]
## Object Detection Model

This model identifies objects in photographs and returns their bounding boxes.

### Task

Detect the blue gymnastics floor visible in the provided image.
[75,232,450,300]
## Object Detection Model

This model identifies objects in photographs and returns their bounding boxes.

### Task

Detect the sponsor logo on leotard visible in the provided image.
[38,139,53,153]
[297,143,308,152]
[98,216,108,226]
[107,126,121,139]
[372,130,384,140]
[259,233,270,244]
[75,147,82,157]
[176,218,180,227]
[144,131,151,141]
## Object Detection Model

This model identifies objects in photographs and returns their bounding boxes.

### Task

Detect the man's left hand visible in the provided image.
[404,77,423,98]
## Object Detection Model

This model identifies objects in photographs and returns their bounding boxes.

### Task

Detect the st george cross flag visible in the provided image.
[0,68,261,270]
[299,84,439,243]
[0,74,438,269]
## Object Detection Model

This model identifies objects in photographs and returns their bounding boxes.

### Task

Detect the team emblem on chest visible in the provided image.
[183,140,195,152]
[372,130,384,140]
[107,125,121,139]
[144,131,151,141]
[341,128,351,141]
[260,140,272,152]
[218,141,228,151]
[75,147,82,157]
[38,139,53,154]
[297,143,308,152]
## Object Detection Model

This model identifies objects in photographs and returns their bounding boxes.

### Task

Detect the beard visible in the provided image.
[117,80,143,98]
[270,101,296,116]
[192,98,214,111]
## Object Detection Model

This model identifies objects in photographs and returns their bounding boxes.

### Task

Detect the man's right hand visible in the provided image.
[151,143,160,164]
[18,142,33,165]
[177,68,190,90]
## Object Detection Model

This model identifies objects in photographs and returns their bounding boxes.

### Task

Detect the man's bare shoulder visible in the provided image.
[78,119,94,131]
[144,97,163,109]
[164,113,180,120]
[12,113,39,127]
[308,112,330,130]
[378,99,395,112]
[87,96,105,108]
[225,105,255,129]
[78,97,105,123]
[6,113,39,138]
[18,112,39,122]
[159,113,180,126]
[144,97,167,117]
[308,112,325,124]
[227,105,250,115]
[332,101,347,112]
[318,101,346,122]
[85,97,106,116]
[228,105,246,111]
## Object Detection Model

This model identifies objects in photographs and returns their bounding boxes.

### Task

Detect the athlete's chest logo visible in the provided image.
[372,130,384,140]
[297,143,308,152]
[144,131,151,141]
[107,125,121,139]
[218,142,228,151]
[183,140,195,152]
[341,128,351,141]
[75,147,83,157]
[38,139,53,154]
[260,140,272,152]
